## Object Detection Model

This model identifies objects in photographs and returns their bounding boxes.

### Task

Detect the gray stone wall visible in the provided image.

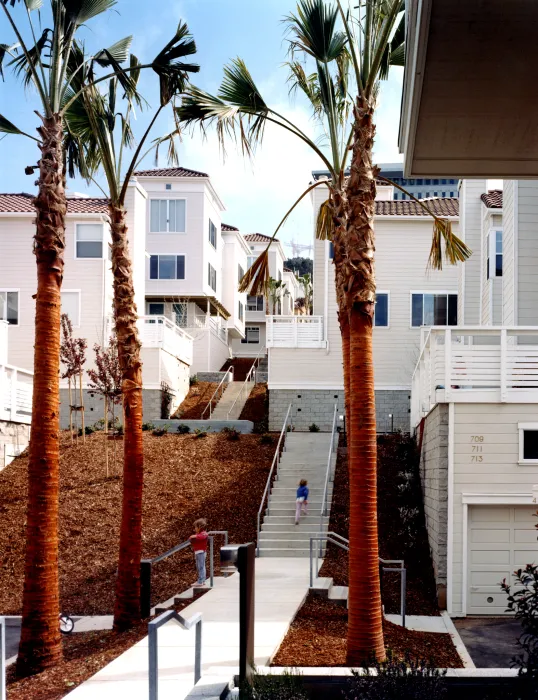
[0,420,30,469]
[419,403,449,608]
[59,388,170,428]
[196,371,231,384]
[269,389,410,433]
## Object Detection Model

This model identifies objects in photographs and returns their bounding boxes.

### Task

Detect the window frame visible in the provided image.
[61,289,81,327]
[208,263,217,292]
[241,325,260,344]
[247,295,264,312]
[208,219,217,249]
[238,300,244,322]
[410,291,458,328]
[518,423,538,465]
[148,254,186,280]
[374,291,390,328]
[149,198,187,234]
[487,227,503,279]
[147,302,165,317]
[238,264,245,285]
[75,222,105,259]
[0,288,20,326]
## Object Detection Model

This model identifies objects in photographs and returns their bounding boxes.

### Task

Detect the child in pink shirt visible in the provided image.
[189,518,208,586]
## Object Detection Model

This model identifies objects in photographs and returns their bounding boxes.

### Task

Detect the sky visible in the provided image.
[0,0,406,257]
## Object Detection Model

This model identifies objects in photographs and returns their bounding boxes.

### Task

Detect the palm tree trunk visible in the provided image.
[345,97,385,664]
[110,203,144,631]
[17,114,65,677]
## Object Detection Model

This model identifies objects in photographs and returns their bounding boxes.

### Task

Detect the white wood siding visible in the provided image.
[459,180,487,325]
[502,181,516,324]
[517,181,538,326]
[451,403,538,615]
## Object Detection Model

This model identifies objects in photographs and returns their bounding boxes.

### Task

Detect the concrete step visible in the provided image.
[329,585,349,606]
[259,530,325,541]
[258,537,327,548]
[263,515,330,525]
[266,507,326,516]
[258,547,324,557]
[271,488,332,496]
[269,496,328,504]
[310,577,333,597]
[261,522,328,531]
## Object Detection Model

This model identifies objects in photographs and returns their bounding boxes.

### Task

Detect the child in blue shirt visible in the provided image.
[295,479,309,525]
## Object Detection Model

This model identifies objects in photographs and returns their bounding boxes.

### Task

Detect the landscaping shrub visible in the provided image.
[152,425,169,437]
[78,425,95,437]
[221,426,240,441]
[308,423,320,432]
[115,424,124,436]
[343,653,447,700]
[239,669,309,700]
[142,422,155,432]
[161,381,173,420]
[189,375,198,386]
[501,562,538,696]
[193,428,208,439]
[176,424,190,434]
[259,433,274,445]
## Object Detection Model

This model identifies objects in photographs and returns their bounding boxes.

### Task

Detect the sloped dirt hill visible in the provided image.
[239,383,268,432]
[0,431,274,615]
[172,381,218,419]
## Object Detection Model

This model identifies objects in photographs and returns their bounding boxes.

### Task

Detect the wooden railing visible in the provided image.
[411,326,538,427]
[140,316,193,365]
[266,315,326,348]
[0,364,33,424]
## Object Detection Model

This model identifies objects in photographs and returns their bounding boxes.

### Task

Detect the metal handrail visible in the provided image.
[309,533,407,628]
[201,368,233,420]
[226,346,265,420]
[256,403,292,556]
[0,616,5,700]
[148,610,202,700]
[320,404,338,525]
[140,531,228,617]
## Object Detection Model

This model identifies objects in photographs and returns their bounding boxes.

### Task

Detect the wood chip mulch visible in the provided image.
[271,594,463,669]
[239,383,268,432]
[6,592,206,700]
[172,381,218,419]
[0,431,274,615]
[319,433,440,616]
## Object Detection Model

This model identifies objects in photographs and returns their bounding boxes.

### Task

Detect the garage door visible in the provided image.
[468,506,538,615]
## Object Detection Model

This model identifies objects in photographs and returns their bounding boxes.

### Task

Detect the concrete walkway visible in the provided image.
[67,557,311,700]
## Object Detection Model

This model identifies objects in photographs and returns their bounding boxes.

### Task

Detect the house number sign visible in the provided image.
[470,435,484,462]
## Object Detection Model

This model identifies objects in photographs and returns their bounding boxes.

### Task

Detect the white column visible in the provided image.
[500,328,507,402]
[293,318,298,348]
[444,329,452,401]
[10,368,17,421]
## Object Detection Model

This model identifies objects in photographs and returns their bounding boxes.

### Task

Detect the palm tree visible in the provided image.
[0,0,199,673]
[64,21,199,630]
[299,273,313,314]
[266,277,288,314]
[177,0,470,663]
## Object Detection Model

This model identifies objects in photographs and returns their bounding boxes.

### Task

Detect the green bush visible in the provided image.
[152,425,169,437]
[259,433,274,445]
[193,428,208,438]
[78,425,95,437]
[142,422,155,432]
[308,423,320,432]
[189,375,199,386]
[238,669,309,700]
[176,424,190,434]
[343,653,447,700]
[221,426,240,441]
[115,424,124,436]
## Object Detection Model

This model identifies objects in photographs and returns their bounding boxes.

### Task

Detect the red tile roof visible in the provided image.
[244,233,279,243]
[133,167,208,178]
[375,197,459,217]
[221,223,239,232]
[0,193,109,214]
[480,190,503,209]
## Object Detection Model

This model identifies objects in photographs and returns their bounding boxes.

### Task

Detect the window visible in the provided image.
[238,301,244,322]
[247,255,257,269]
[442,191,446,197]
[61,291,80,326]
[149,199,186,233]
[450,191,455,197]
[173,302,187,327]
[0,290,18,325]
[76,223,103,258]
[209,219,217,248]
[278,270,282,282]
[165,184,172,191]
[241,326,260,344]
[374,293,389,327]
[433,191,438,197]
[417,192,422,199]
[148,302,164,316]
[247,295,264,312]
[487,229,503,278]
[208,263,217,292]
[433,179,439,185]
[329,242,334,259]
[394,193,398,200]
[416,179,423,185]
[518,423,538,464]
[149,255,185,280]
[441,179,447,185]
[238,264,245,285]
[425,179,431,185]
[411,293,458,327]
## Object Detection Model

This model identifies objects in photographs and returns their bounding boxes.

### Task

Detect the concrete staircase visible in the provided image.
[258,432,336,557]
[310,576,349,606]
[211,381,254,420]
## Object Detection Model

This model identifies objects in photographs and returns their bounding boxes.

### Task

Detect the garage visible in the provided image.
[468,505,538,615]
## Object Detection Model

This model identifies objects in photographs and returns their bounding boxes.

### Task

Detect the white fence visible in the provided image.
[266,315,326,348]
[140,316,193,365]
[411,326,538,428]
[0,364,33,424]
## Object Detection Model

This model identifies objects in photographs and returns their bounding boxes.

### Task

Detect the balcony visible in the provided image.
[411,327,538,428]
[0,364,33,424]
[140,316,193,365]
[266,315,326,349]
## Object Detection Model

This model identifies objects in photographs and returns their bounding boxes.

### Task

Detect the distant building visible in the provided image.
[312,163,460,200]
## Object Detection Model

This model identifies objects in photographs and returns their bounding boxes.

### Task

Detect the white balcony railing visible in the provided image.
[140,316,193,365]
[266,315,326,349]
[0,364,33,424]
[411,326,538,428]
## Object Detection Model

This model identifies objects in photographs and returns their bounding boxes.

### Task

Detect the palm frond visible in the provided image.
[0,113,24,134]
[0,42,18,80]
[285,0,347,64]
[315,197,334,240]
[8,28,50,86]
[93,35,132,67]
[152,20,199,104]
[62,0,118,26]
[25,0,43,9]
[238,250,270,296]
[286,61,322,117]
[428,218,472,271]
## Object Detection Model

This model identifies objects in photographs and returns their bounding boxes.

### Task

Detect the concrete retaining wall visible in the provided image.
[196,371,231,384]
[419,403,449,608]
[0,420,30,469]
[150,419,254,434]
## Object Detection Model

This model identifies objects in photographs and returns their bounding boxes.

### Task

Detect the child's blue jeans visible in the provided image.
[195,550,206,584]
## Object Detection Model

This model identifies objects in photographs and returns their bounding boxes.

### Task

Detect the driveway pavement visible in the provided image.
[454,617,522,668]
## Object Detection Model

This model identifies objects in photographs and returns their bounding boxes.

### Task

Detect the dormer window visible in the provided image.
[150,199,186,233]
